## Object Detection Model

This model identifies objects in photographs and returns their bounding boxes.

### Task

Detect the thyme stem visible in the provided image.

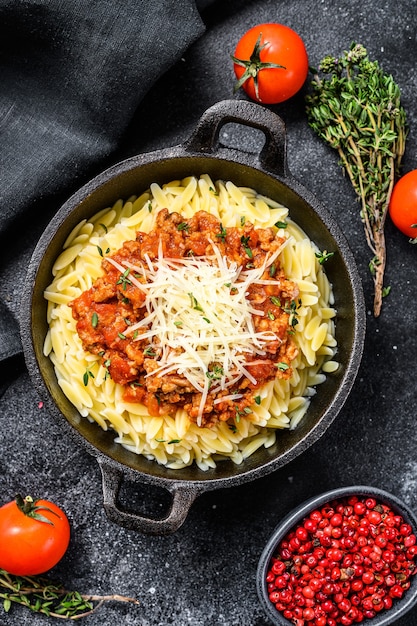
[305,43,407,316]
[0,569,139,620]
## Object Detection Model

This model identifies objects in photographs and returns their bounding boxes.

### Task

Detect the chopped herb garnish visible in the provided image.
[235,406,252,422]
[188,292,204,312]
[118,332,126,340]
[96,245,110,257]
[206,365,224,381]
[270,296,281,306]
[99,223,108,233]
[276,362,290,372]
[91,312,99,328]
[315,250,335,265]
[154,437,181,444]
[240,235,253,258]
[216,223,227,242]
[254,395,261,405]
[116,268,132,290]
[103,358,111,379]
[144,346,156,357]
[147,201,152,212]
[240,216,246,226]
[177,222,190,231]
[269,264,277,277]
[267,310,275,320]
[83,369,94,386]
[284,299,301,328]
[202,317,211,323]
[174,320,183,327]
[274,220,287,229]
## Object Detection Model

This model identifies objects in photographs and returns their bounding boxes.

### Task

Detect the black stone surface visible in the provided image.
[1,0,417,624]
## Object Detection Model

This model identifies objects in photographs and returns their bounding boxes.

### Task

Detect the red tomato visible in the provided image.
[232,23,309,104]
[0,495,70,575]
[389,169,417,239]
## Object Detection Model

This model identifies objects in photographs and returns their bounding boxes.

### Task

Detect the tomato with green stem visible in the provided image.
[231,23,309,104]
[389,169,417,242]
[0,495,70,575]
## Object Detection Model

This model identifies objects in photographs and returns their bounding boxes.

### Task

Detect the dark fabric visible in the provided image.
[0,0,207,364]
[0,299,22,362]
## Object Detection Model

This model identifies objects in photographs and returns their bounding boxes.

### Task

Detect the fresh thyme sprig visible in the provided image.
[0,569,139,620]
[305,42,407,316]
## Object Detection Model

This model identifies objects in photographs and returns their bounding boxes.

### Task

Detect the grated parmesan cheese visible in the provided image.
[108,240,288,425]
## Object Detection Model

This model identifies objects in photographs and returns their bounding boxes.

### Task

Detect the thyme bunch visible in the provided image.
[0,569,139,620]
[305,43,407,316]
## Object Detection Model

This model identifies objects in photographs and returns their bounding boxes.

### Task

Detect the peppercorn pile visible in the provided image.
[265,496,417,625]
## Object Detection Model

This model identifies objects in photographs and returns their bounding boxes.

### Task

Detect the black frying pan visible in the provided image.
[20,99,365,534]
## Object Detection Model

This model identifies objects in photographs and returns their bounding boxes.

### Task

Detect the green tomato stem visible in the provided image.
[231,33,286,101]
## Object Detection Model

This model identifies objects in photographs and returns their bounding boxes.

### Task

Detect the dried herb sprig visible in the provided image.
[305,42,407,316]
[0,569,139,620]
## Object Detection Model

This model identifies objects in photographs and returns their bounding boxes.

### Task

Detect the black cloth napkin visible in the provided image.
[0,0,209,371]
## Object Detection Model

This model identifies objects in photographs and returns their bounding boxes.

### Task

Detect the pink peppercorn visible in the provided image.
[265,496,417,624]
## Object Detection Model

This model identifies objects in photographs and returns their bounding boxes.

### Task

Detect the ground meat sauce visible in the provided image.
[70,209,299,427]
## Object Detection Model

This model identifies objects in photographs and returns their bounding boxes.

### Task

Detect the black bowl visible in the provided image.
[21,100,366,534]
[256,485,417,626]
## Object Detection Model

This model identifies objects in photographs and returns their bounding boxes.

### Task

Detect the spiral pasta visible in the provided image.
[44,175,338,470]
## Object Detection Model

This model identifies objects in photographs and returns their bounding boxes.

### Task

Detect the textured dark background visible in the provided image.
[1,0,417,624]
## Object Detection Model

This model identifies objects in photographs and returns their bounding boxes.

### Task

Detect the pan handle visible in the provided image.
[183,98,289,177]
[98,459,202,535]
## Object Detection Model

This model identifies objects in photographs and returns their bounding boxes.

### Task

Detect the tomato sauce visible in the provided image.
[70,209,299,427]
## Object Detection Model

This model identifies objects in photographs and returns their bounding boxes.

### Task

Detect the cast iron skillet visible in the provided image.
[20,99,366,535]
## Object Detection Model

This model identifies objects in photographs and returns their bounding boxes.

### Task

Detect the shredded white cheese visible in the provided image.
[108,240,288,424]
